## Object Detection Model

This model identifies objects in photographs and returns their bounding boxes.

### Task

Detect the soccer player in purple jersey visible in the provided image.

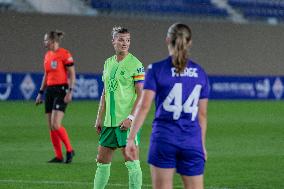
[126,23,209,189]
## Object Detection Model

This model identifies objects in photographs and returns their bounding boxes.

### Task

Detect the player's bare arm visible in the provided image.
[94,88,106,134]
[35,72,47,105]
[198,98,208,161]
[64,65,76,103]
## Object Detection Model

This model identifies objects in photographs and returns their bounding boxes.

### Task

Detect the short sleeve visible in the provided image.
[102,61,107,82]
[102,72,104,82]
[143,64,157,92]
[63,50,74,66]
[200,74,210,99]
[132,61,145,83]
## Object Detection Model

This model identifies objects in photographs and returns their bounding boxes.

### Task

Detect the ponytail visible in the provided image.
[172,35,189,73]
[167,23,192,74]
[55,30,64,40]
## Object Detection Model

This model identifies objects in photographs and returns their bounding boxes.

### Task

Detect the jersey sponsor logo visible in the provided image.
[20,74,35,100]
[0,73,12,100]
[51,61,58,69]
[171,67,198,78]
[107,78,118,92]
[137,67,144,74]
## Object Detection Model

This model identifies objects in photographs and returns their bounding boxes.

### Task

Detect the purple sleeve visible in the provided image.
[200,75,210,99]
[143,64,157,92]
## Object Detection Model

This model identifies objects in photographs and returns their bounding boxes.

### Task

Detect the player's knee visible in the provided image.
[123,148,138,161]
[96,154,112,164]
[51,122,61,130]
[96,157,111,164]
[96,156,103,163]
[123,153,135,161]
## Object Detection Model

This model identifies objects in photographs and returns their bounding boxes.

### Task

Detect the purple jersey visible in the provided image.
[144,56,209,150]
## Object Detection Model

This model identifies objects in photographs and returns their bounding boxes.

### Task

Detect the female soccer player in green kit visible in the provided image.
[93,26,144,189]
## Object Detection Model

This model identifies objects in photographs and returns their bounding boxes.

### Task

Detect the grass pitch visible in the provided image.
[0,100,283,189]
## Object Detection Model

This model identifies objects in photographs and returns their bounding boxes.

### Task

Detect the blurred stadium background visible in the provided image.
[0,0,283,189]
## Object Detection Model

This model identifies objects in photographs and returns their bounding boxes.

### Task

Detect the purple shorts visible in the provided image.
[148,140,205,176]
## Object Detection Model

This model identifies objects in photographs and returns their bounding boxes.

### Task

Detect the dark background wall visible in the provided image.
[0,12,283,75]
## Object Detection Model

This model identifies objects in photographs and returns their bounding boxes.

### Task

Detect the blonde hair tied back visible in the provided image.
[167,23,192,73]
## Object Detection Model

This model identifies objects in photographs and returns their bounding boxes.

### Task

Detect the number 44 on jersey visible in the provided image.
[163,83,202,121]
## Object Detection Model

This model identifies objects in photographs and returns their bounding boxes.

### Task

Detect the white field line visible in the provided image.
[2,179,150,188]
[0,179,243,189]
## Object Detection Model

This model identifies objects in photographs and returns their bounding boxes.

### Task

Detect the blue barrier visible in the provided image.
[0,72,283,100]
[0,72,103,100]
[209,76,284,100]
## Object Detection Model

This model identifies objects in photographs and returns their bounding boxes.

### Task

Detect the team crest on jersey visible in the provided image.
[107,78,118,92]
[51,61,58,69]
[120,70,125,76]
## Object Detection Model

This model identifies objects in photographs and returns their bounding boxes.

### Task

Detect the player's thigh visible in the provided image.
[148,140,177,169]
[176,149,205,176]
[45,85,67,114]
[51,85,68,115]
[45,113,52,130]
[99,127,120,148]
[181,175,204,189]
[51,110,65,130]
[96,145,115,163]
[150,164,175,189]
[44,88,54,114]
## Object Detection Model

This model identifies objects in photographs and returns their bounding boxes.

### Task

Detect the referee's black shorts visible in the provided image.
[45,84,69,113]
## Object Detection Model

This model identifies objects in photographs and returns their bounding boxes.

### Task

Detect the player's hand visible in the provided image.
[64,92,72,103]
[119,118,132,131]
[125,139,136,160]
[94,119,102,134]
[35,94,43,106]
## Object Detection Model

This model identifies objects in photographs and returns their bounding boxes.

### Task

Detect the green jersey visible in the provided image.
[103,53,144,127]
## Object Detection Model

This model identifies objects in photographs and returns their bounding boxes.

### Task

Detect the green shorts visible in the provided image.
[99,126,141,148]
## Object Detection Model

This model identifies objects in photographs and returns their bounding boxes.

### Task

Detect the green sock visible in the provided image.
[125,160,142,189]
[93,163,111,189]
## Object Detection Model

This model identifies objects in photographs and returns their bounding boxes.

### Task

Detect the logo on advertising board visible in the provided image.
[212,82,255,97]
[272,77,283,99]
[73,75,99,98]
[255,79,270,98]
[20,74,35,100]
[0,74,12,100]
